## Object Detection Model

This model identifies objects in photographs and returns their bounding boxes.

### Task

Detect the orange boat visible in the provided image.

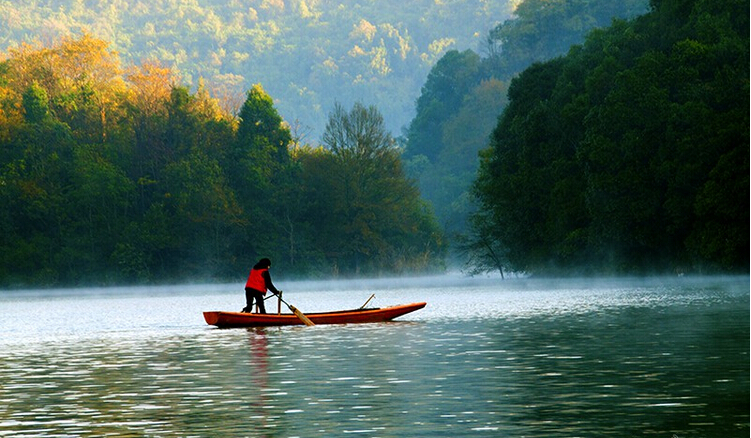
[203,302,427,328]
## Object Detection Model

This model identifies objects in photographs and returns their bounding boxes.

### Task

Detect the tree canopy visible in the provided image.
[0,35,444,287]
[471,0,749,275]
[2,0,745,284]
[0,0,517,138]
[403,0,649,242]
[301,102,444,274]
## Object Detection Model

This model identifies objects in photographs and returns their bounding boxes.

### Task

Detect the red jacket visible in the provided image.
[245,268,268,293]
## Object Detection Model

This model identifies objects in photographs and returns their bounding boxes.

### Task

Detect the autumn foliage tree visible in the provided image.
[0,35,445,286]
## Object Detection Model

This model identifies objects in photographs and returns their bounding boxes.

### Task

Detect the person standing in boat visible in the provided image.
[241,258,281,314]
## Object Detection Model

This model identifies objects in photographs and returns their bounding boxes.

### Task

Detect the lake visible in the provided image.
[0,275,748,437]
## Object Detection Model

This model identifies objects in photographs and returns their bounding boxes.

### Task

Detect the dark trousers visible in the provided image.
[243,288,266,314]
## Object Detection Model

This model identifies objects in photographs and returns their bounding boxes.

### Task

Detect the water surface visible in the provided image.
[0,276,748,437]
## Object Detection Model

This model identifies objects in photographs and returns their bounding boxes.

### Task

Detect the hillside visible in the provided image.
[402,0,649,239]
[471,0,749,275]
[0,36,445,286]
[0,0,517,139]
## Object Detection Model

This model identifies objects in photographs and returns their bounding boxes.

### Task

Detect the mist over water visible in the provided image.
[0,276,747,437]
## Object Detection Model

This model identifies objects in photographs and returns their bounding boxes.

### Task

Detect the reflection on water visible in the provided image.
[0,276,748,437]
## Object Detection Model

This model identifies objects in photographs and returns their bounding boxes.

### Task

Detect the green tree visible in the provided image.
[474,59,588,273]
[405,0,649,262]
[0,83,76,284]
[457,208,508,278]
[162,149,245,278]
[227,84,293,267]
[404,49,482,162]
[688,147,749,270]
[65,144,135,282]
[425,78,508,235]
[22,82,50,123]
[472,0,748,275]
[315,101,443,274]
[485,0,647,74]
[0,33,453,286]
[234,84,291,165]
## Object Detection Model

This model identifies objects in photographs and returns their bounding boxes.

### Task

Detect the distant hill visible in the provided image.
[401,0,649,239]
[0,0,517,139]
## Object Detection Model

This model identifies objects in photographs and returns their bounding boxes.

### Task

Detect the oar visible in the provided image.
[359,293,375,309]
[271,291,315,326]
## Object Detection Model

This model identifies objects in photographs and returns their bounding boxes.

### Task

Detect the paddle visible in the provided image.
[270,291,315,326]
[359,293,375,309]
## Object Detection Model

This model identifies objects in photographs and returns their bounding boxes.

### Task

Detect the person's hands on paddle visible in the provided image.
[266,290,282,299]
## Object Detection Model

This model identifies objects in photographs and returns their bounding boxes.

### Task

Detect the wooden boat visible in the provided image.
[203,302,427,328]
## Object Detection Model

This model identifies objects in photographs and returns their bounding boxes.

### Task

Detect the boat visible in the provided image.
[203,302,427,328]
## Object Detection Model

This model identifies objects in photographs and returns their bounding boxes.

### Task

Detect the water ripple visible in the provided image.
[0,277,747,437]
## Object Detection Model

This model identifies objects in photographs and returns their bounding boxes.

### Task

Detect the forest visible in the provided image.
[0,36,443,286]
[1,0,747,286]
[468,0,748,275]
[0,0,519,139]
[402,0,648,239]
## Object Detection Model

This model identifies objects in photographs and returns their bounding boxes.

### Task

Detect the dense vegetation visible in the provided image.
[470,0,749,275]
[402,0,649,239]
[1,0,745,285]
[0,36,443,286]
[0,0,516,138]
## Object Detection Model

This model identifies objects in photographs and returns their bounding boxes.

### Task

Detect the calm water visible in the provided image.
[0,276,747,437]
